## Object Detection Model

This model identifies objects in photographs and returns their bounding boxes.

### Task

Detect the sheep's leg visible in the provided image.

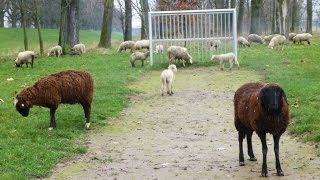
[161,79,166,96]
[82,103,91,130]
[247,130,257,161]
[238,130,246,166]
[141,60,144,67]
[220,61,224,71]
[229,60,234,70]
[49,108,57,130]
[307,40,310,45]
[259,133,268,177]
[167,80,172,95]
[273,134,284,176]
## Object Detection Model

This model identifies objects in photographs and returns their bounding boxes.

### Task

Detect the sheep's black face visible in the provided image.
[15,63,21,68]
[260,85,287,115]
[14,97,30,117]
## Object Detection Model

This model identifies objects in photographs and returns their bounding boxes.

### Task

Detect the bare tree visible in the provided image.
[306,0,312,33]
[237,0,245,34]
[124,0,132,41]
[18,0,28,50]
[290,0,297,32]
[98,0,114,48]
[33,0,44,54]
[132,0,149,39]
[6,0,20,28]
[250,0,262,34]
[116,0,125,35]
[0,0,7,27]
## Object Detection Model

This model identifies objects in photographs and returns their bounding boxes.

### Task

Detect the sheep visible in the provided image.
[15,51,36,68]
[155,45,164,54]
[117,41,135,53]
[292,33,312,45]
[160,64,177,96]
[209,40,221,51]
[71,43,86,54]
[167,45,193,67]
[130,51,150,67]
[237,36,250,47]
[268,35,286,49]
[134,40,149,50]
[47,45,63,57]
[248,34,264,44]
[211,52,239,70]
[14,70,94,130]
[263,34,278,45]
[288,33,297,41]
[234,82,290,177]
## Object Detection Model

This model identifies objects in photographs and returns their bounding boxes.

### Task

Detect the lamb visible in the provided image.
[237,36,250,47]
[248,34,264,44]
[130,51,150,67]
[167,45,192,67]
[160,64,177,96]
[134,40,150,50]
[234,82,290,177]
[263,34,278,45]
[47,45,63,57]
[117,41,135,53]
[15,51,36,68]
[209,40,221,50]
[71,43,86,54]
[288,33,297,41]
[292,33,312,45]
[211,52,239,70]
[14,70,94,130]
[268,35,286,49]
[155,45,164,54]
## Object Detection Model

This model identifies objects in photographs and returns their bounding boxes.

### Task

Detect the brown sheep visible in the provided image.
[234,82,290,177]
[14,70,94,130]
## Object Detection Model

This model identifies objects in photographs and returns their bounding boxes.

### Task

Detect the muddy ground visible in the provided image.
[47,67,320,180]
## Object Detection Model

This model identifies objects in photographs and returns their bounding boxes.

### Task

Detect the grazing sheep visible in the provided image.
[47,45,63,57]
[72,43,86,54]
[117,41,135,53]
[248,34,264,44]
[15,51,36,68]
[135,40,150,50]
[263,34,278,45]
[234,82,290,177]
[293,33,312,45]
[155,45,164,54]
[288,33,297,41]
[268,35,286,49]
[167,45,192,67]
[211,52,239,70]
[14,70,94,130]
[160,64,177,96]
[130,51,150,67]
[209,40,221,51]
[237,36,250,47]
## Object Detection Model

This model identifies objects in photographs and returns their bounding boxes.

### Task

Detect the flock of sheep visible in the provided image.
[9,32,298,177]
[237,32,313,49]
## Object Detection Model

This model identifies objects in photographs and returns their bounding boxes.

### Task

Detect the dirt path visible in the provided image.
[48,67,320,180]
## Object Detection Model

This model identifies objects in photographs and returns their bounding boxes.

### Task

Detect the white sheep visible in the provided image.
[135,40,149,50]
[167,45,192,67]
[155,45,164,54]
[47,45,62,57]
[293,33,312,45]
[263,34,278,45]
[118,41,135,53]
[160,64,177,96]
[209,40,221,51]
[15,51,36,68]
[248,34,264,44]
[211,52,239,70]
[72,43,86,54]
[268,35,286,49]
[289,33,297,41]
[130,51,150,67]
[237,36,250,47]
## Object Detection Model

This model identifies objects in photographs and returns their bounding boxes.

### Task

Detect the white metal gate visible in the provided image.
[148,9,237,66]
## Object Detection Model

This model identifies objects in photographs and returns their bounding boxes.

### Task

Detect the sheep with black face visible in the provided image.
[234,82,290,177]
[14,70,94,130]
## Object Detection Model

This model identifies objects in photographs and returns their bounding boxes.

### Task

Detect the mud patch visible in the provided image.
[47,67,320,180]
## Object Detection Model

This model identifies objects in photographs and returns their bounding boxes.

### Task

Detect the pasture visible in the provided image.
[0,28,319,179]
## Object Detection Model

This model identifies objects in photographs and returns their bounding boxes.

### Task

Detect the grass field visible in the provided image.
[0,28,320,179]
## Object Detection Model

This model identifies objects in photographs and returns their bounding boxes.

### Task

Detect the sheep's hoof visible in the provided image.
[239,162,245,166]
[85,123,90,130]
[276,170,284,176]
[48,127,54,131]
[261,170,268,177]
[249,157,257,161]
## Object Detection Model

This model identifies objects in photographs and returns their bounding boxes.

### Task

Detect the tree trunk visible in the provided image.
[19,0,28,50]
[34,0,44,54]
[124,0,132,41]
[60,0,80,54]
[0,12,4,27]
[140,0,149,39]
[306,0,312,33]
[237,0,244,34]
[250,0,262,34]
[98,0,114,48]
[290,0,297,32]
[59,0,67,46]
